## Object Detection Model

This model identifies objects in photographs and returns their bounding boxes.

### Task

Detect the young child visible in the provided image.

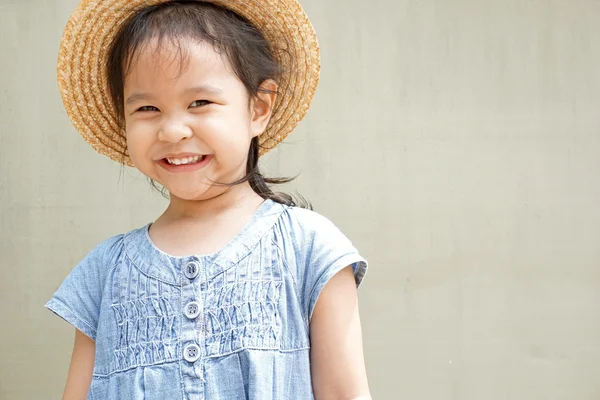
[45,1,370,399]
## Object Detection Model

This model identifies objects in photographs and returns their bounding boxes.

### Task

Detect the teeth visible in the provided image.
[166,155,203,165]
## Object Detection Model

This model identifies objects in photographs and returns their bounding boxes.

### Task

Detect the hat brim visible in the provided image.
[58,0,320,166]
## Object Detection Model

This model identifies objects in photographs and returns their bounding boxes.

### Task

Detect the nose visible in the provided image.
[157,117,193,143]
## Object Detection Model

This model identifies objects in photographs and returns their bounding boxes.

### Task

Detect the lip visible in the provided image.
[157,155,213,173]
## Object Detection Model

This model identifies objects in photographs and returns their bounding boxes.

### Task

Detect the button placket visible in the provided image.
[180,258,204,394]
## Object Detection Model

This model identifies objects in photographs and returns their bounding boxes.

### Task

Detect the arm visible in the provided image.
[310,266,371,400]
[62,329,95,400]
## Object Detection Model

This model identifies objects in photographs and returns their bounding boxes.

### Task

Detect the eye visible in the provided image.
[190,100,211,108]
[137,105,159,112]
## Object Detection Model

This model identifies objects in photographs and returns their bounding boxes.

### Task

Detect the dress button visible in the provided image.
[183,343,201,362]
[184,301,201,319]
[184,261,200,280]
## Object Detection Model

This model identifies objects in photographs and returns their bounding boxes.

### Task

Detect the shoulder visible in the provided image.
[67,232,126,286]
[78,225,148,276]
[279,206,343,237]
[92,233,126,258]
[274,206,357,260]
[280,206,354,247]
[84,232,126,264]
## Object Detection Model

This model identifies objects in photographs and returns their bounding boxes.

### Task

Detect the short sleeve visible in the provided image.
[44,234,124,341]
[283,208,368,321]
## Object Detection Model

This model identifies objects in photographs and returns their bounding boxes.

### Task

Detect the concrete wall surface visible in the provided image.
[1,0,599,399]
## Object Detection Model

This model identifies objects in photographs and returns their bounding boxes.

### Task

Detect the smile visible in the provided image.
[158,155,213,173]
[165,155,207,165]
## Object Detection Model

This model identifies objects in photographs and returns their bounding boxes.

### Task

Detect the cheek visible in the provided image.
[200,114,253,148]
[125,123,152,161]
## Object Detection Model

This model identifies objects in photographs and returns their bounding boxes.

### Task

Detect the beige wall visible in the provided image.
[1,0,599,398]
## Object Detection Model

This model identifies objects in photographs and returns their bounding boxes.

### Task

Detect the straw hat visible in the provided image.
[57,0,320,166]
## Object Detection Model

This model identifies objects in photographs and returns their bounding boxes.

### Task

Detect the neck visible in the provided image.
[163,182,264,222]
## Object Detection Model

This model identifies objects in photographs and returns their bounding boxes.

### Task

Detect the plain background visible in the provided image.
[1,0,600,399]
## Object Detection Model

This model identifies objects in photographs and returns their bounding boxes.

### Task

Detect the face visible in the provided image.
[123,38,275,201]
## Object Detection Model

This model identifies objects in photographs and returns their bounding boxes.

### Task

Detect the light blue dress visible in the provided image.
[45,199,367,399]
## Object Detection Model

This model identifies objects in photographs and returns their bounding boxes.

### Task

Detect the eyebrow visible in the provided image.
[125,85,224,106]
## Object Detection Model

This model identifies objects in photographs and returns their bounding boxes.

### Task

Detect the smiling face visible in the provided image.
[123,38,274,202]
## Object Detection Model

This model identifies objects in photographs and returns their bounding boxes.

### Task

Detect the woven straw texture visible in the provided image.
[57,0,320,166]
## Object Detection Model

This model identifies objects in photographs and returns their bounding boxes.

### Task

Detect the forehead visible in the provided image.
[125,37,234,87]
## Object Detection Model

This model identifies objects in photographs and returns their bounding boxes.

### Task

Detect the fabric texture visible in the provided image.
[45,200,367,400]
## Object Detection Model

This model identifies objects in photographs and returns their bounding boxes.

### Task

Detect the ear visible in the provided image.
[249,79,278,138]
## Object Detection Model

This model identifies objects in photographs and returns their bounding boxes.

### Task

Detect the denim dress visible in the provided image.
[45,199,367,400]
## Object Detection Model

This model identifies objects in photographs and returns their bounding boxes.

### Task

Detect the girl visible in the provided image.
[45,1,370,399]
